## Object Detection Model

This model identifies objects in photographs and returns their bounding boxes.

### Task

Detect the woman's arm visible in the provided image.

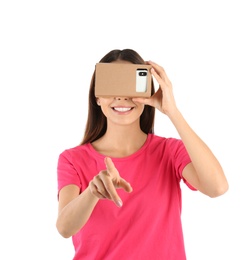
[169,109,228,197]
[56,157,132,238]
[133,61,228,197]
[56,185,99,238]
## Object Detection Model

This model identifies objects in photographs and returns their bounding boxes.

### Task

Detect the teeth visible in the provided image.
[113,107,132,112]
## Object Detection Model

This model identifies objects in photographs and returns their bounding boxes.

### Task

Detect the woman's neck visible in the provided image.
[91,124,148,158]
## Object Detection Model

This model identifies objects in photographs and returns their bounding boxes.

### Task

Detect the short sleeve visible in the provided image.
[57,150,82,196]
[170,139,197,191]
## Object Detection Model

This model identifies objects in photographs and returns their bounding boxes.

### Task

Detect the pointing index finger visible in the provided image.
[104,157,123,207]
[104,157,118,178]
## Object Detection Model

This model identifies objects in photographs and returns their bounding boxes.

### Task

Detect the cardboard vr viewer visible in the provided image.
[94,63,152,97]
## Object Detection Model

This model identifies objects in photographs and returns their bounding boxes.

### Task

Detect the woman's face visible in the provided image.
[96,60,145,127]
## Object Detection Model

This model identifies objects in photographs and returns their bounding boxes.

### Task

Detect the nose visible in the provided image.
[114,97,129,100]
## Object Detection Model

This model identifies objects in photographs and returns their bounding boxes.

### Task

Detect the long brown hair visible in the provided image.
[80,49,155,145]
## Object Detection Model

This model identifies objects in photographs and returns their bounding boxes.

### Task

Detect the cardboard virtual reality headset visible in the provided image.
[94,63,152,97]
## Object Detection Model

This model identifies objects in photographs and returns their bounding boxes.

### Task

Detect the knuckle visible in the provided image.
[99,170,109,178]
[89,180,94,188]
[93,176,99,183]
[89,182,96,191]
[98,188,105,194]
[89,185,96,195]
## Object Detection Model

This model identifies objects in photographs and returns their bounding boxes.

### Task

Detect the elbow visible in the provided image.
[56,221,72,239]
[208,180,229,198]
[59,231,72,239]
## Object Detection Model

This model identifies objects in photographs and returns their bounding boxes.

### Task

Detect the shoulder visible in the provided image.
[148,134,182,148]
[147,134,187,158]
[58,143,91,161]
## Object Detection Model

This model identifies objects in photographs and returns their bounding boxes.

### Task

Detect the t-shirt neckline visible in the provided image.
[87,133,153,161]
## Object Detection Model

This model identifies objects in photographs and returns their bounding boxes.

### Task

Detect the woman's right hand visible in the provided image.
[89,157,133,207]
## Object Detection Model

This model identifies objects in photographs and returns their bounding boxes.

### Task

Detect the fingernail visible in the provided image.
[116,200,123,207]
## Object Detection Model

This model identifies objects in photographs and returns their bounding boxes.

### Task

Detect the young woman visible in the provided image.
[56,49,228,259]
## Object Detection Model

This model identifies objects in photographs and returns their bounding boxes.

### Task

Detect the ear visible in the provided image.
[96,98,101,106]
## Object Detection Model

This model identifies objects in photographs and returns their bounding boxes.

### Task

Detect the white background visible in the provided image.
[0,0,251,259]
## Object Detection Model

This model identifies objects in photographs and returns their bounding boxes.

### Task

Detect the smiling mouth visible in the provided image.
[112,107,134,112]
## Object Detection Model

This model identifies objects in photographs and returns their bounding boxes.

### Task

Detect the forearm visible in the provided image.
[168,109,228,196]
[56,187,99,238]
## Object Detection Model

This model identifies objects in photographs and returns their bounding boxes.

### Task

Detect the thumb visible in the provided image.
[118,178,133,193]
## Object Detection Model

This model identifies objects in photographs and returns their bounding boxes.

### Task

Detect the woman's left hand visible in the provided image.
[133,61,178,117]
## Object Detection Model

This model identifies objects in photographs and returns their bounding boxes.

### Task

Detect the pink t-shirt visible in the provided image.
[57,134,196,260]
